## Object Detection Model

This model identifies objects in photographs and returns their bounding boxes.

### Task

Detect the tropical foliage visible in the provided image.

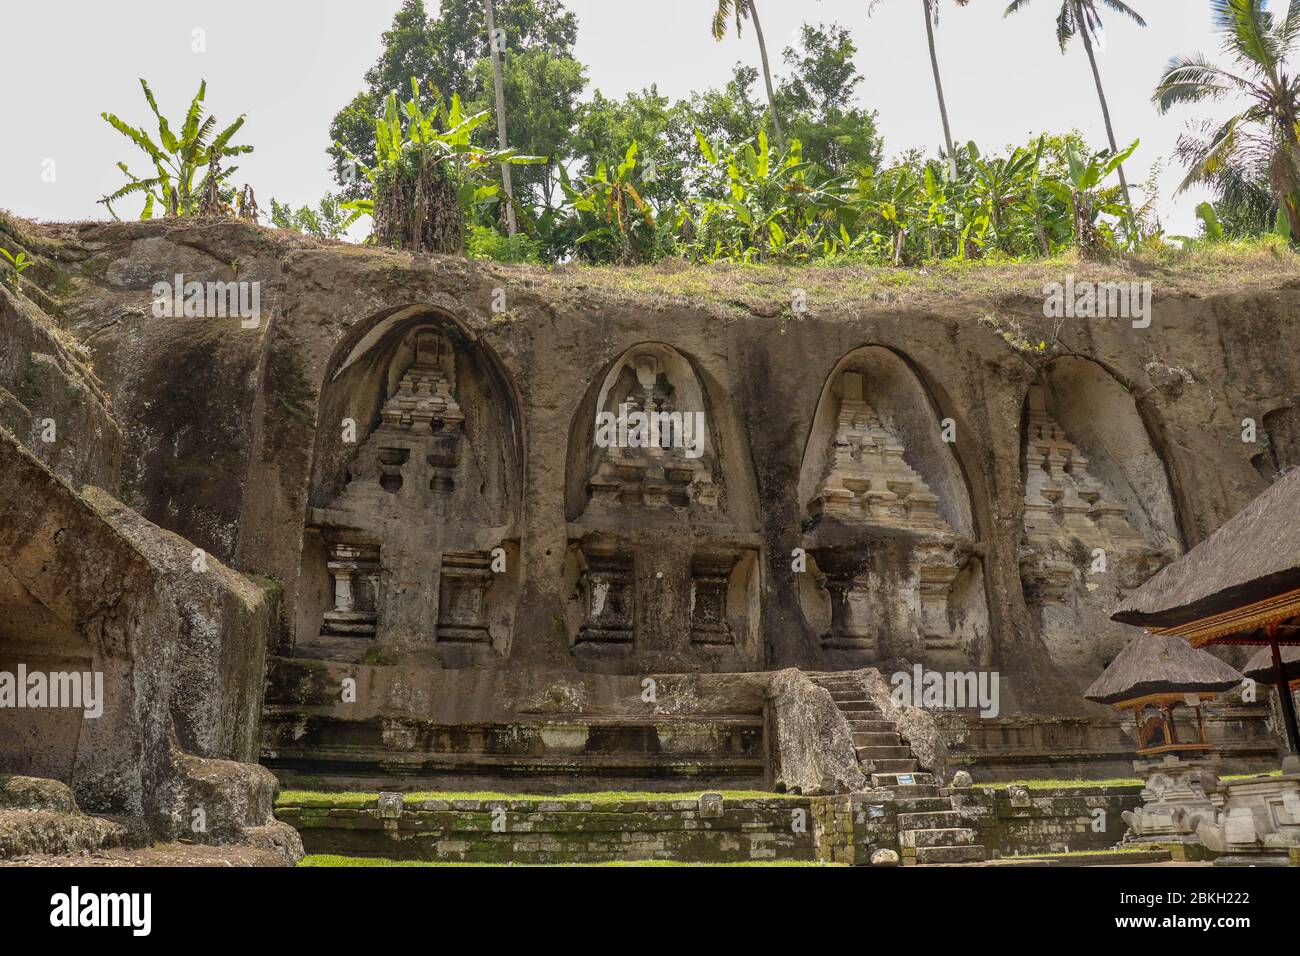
[1154,0,1300,239]
[90,0,1300,265]
[1005,0,1146,216]
[0,246,33,291]
[99,79,252,220]
[334,80,545,253]
[269,194,352,240]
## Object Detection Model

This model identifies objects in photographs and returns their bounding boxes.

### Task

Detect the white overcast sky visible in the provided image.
[0,0,1247,235]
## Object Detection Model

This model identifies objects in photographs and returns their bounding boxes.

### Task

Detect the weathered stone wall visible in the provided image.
[943,703,1280,780]
[0,215,297,852]
[811,793,899,865]
[276,785,1140,863]
[24,218,1298,714]
[278,793,818,863]
[7,214,1300,799]
[951,784,1141,858]
[0,430,291,848]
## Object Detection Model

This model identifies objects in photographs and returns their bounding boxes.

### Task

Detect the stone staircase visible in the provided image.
[810,673,986,865]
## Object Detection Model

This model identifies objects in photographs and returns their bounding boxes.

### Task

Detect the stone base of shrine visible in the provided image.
[1198,773,1300,865]
[1122,753,1219,842]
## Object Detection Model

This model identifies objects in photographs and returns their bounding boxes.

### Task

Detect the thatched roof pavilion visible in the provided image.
[1242,644,1300,687]
[1112,466,1300,760]
[1113,466,1300,638]
[1085,633,1242,706]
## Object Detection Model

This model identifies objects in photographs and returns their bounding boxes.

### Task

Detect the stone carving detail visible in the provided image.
[436,551,493,644]
[1123,753,1219,842]
[334,330,465,508]
[813,551,877,653]
[807,370,964,653]
[577,546,635,644]
[323,542,381,635]
[810,372,945,531]
[690,554,737,645]
[1022,385,1144,554]
[307,327,498,650]
[587,351,717,510]
[1018,382,1175,675]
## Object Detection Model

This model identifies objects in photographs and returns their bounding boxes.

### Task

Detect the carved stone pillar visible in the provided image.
[578,548,635,644]
[323,543,380,635]
[436,551,493,643]
[690,554,737,645]
[814,550,876,653]
[917,553,959,649]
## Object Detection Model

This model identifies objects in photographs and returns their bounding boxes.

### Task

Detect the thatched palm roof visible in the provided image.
[1085,632,1243,705]
[1241,644,1300,685]
[1113,466,1300,629]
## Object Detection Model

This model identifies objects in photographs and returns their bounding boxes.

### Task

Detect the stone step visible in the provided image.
[888,784,941,799]
[898,810,963,831]
[871,772,935,788]
[852,732,902,747]
[899,827,976,849]
[894,797,954,814]
[855,745,912,760]
[914,844,987,865]
[847,721,898,735]
[862,758,918,773]
[828,690,871,701]
[837,706,880,717]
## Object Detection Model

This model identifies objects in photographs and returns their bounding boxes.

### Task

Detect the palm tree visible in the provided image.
[484,0,516,235]
[1155,0,1300,238]
[1005,0,1144,215]
[712,0,785,148]
[871,0,971,179]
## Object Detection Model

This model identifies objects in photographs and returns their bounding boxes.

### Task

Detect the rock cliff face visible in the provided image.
[0,216,297,858]
[2,213,1296,803]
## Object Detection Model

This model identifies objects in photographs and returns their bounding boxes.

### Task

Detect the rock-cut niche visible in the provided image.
[1019,357,1181,683]
[295,318,522,668]
[561,343,761,672]
[797,347,990,669]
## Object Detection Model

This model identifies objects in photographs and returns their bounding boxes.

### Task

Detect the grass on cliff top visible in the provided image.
[11,211,1298,316]
[488,236,1300,313]
[277,788,803,809]
[297,854,835,867]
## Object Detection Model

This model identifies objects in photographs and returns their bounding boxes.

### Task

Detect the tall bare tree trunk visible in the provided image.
[1075,0,1133,216]
[923,0,957,179]
[746,1,785,149]
[485,0,516,235]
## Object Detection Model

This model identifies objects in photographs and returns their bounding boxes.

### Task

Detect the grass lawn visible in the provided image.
[968,770,1282,792]
[1002,847,1160,859]
[276,788,805,809]
[297,854,837,867]
[970,778,1143,791]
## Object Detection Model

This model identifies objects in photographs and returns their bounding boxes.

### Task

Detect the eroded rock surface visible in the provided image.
[3,213,1297,820]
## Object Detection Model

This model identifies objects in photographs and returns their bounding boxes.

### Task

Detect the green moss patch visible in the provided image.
[297,854,836,867]
[971,777,1143,792]
[277,788,804,810]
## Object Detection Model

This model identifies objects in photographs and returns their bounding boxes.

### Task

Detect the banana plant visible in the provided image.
[563,140,658,264]
[686,130,846,261]
[967,140,1040,253]
[99,79,251,219]
[336,79,546,237]
[1041,138,1139,256]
